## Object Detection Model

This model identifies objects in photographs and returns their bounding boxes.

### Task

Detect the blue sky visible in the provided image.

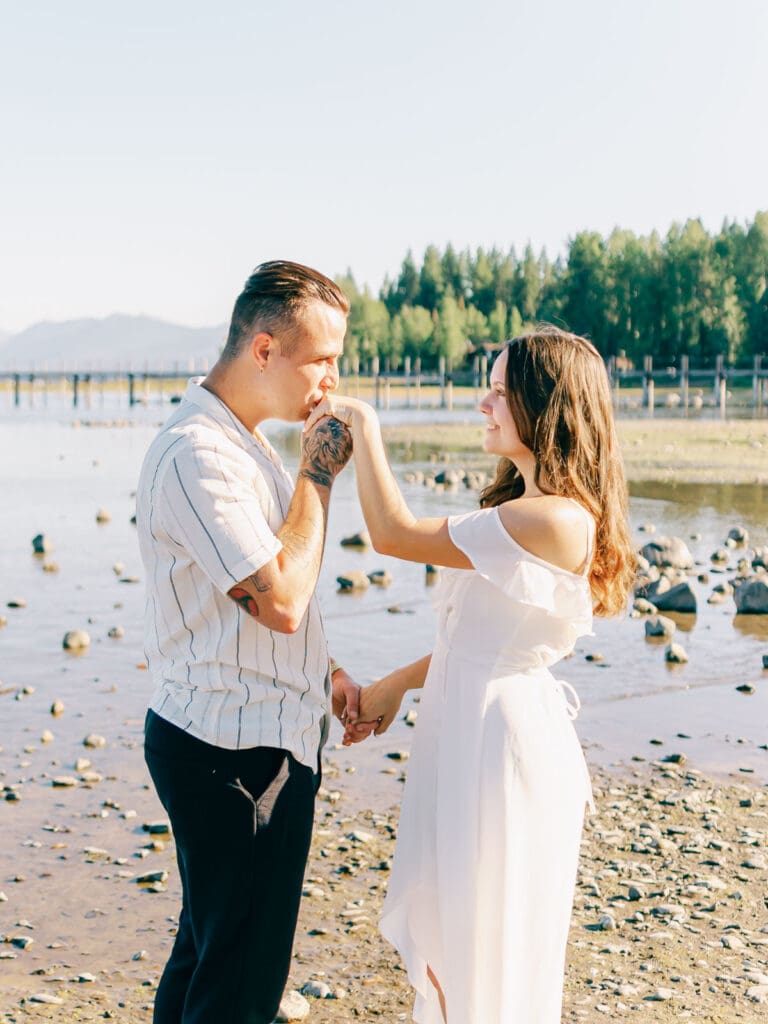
[1,0,766,332]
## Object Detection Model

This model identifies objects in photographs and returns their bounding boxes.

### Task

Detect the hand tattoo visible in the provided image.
[299,417,352,488]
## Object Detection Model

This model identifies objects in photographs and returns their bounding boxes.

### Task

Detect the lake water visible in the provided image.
[1,393,767,793]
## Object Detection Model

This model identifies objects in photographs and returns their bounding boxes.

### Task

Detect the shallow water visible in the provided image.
[0,400,766,789]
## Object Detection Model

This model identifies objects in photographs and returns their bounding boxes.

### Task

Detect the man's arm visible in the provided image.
[228,417,352,633]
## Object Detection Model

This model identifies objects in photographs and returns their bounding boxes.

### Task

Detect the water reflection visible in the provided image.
[630,479,768,520]
[732,615,768,640]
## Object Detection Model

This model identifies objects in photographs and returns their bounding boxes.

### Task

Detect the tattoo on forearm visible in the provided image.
[248,568,272,593]
[230,586,260,618]
[299,417,352,488]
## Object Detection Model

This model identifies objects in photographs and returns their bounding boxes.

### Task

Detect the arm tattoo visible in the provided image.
[230,586,260,618]
[248,568,272,593]
[299,417,352,488]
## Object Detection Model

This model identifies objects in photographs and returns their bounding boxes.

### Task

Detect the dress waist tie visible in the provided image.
[553,678,595,815]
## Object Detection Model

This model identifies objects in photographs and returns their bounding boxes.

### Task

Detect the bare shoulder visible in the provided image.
[497,496,593,574]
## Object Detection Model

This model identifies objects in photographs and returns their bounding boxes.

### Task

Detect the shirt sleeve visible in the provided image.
[157,440,283,595]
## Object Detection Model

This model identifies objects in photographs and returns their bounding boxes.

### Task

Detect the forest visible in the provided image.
[337,213,768,369]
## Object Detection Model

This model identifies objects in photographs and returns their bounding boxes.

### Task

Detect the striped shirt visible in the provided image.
[136,378,331,770]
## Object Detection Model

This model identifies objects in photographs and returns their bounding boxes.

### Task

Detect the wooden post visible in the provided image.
[72,374,79,408]
[719,374,727,418]
[439,356,446,409]
[473,355,480,404]
[128,373,135,407]
[373,357,380,409]
[404,356,411,408]
[643,355,654,415]
[415,357,422,409]
[753,355,762,408]
[13,373,20,407]
[714,354,723,400]
[680,354,689,413]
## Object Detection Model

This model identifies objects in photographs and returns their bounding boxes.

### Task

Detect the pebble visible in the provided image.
[273,990,311,1021]
[300,980,332,999]
[31,533,52,554]
[50,699,65,716]
[29,993,63,1005]
[96,508,112,523]
[108,625,125,638]
[83,733,106,749]
[647,988,674,1001]
[665,642,689,664]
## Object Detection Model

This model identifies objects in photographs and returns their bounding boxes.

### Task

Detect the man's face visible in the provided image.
[269,300,346,422]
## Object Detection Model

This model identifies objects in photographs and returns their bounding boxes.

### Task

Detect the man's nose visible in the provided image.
[321,364,339,391]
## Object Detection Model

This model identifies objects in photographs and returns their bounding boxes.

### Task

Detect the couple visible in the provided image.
[137,260,635,1024]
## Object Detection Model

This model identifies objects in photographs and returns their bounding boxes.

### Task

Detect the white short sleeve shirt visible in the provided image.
[136,378,331,769]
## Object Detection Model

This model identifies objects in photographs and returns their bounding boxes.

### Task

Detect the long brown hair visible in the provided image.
[480,324,635,616]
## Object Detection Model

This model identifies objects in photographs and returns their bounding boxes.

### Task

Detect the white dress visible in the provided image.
[380,505,596,1024]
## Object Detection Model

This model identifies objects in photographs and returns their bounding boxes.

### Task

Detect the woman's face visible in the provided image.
[478,349,530,459]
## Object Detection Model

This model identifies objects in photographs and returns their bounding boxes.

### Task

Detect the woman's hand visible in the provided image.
[304,394,377,438]
[342,673,406,743]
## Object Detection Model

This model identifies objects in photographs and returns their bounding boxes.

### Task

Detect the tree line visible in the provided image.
[337,213,768,369]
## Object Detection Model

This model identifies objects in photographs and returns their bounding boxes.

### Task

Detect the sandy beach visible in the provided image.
[1,415,767,1021]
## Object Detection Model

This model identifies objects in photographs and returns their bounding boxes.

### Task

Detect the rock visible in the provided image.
[736,683,755,695]
[585,652,605,662]
[40,730,54,744]
[83,733,106,749]
[42,561,59,573]
[711,547,730,564]
[633,597,657,614]
[336,572,370,592]
[741,856,767,870]
[142,821,171,835]
[763,654,768,670]
[96,508,112,523]
[753,546,768,569]
[300,980,332,999]
[425,564,440,585]
[63,630,90,650]
[52,777,78,788]
[29,993,63,1005]
[434,469,461,486]
[403,710,418,726]
[136,871,169,884]
[339,531,369,549]
[641,537,693,570]
[653,582,697,614]
[78,972,97,983]
[746,985,768,1003]
[273,989,311,1021]
[665,643,689,664]
[727,526,749,545]
[734,579,768,614]
[645,615,676,639]
[627,885,645,901]
[7,598,26,608]
[50,700,65,716]
[10,936,33,949]
[634,575,671,603]
[646,988,674,1001]
[722,934,745,950]
[638,523,656,534]
[367,570,392,587]
[385,751,409,761]
[31,534,52,554]
[662,753,687,765]
[113,562,125,575]
[107,625,125,638]
[598,913,616,930]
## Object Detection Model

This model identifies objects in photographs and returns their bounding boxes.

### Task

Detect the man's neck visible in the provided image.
[201,363,267,434]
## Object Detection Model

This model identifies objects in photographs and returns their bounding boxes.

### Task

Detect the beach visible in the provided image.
[1,413,767,1021]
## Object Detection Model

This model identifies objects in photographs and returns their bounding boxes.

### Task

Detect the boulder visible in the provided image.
[641,536,693,570]
[734,579,768,615]
[635,576,672,603]
[753,546,768,570]
[653,582,697,614]
[727,526,749,545]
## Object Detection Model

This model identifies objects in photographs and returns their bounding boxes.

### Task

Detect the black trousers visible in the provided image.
[144,710,317,1024]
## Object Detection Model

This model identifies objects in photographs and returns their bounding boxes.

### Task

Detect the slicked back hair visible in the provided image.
[221,260,350,361]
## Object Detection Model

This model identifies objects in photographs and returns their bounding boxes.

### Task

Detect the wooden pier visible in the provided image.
[0,352,766,414]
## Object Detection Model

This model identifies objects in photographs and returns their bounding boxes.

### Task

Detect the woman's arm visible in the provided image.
[304,397,472,568]
[343,654,431,743]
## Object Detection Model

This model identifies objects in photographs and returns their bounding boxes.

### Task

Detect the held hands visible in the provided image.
[342,673,405,745]
[331,669,378,745]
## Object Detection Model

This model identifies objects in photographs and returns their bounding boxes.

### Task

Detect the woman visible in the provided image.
[305,325,635,1024]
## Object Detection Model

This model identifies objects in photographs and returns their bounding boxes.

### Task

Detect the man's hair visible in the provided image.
[221,260,350,361]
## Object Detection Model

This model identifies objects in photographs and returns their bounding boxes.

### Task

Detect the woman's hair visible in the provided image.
[479,324,636,616]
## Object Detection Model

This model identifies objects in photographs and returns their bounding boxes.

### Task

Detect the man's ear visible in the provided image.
[250,331,273,372]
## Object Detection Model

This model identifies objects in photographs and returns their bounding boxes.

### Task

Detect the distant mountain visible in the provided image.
[0,314,226,369]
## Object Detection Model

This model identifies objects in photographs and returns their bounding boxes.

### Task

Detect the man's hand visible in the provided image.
[299,416,353,488]
[331,668,379,745]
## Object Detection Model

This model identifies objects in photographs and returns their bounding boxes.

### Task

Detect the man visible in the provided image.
[136,260,372,1024]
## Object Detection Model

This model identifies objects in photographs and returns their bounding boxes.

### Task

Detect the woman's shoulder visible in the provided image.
[496,495,594,576]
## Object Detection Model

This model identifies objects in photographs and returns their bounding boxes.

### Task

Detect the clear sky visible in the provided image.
[1,0,766,333]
